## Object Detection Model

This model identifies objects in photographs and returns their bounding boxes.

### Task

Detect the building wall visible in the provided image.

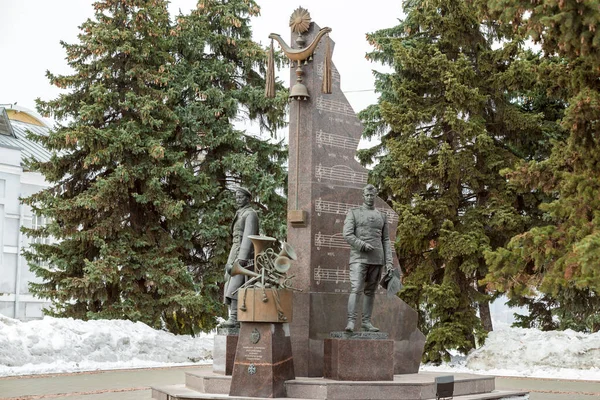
[0,145,51,320]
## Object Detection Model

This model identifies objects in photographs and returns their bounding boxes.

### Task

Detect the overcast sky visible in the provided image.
[0,0,402,126]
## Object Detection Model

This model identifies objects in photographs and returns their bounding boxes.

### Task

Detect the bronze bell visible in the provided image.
[289,82,310,101]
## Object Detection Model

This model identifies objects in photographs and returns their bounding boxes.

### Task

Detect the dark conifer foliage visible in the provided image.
[358,0,561,362]
[22,0,288,335]
[484,0,600,333]
[168,0,289,297]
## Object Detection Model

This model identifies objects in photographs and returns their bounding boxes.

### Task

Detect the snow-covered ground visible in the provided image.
[421,323,600,381]
[0,315,212,377]
[1,313,599,380]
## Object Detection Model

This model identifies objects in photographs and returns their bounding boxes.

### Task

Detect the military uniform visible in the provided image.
[343,204,393,331]
[223,204,259,304]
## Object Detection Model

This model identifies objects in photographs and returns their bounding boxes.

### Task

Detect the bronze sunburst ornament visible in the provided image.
[265,8,332,99]
[289,7,311,34]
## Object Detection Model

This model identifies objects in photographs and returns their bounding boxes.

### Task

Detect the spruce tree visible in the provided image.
[359,0,560,362]
[168,0,289,291]
[23,0,288,334]
[484,0,600,333]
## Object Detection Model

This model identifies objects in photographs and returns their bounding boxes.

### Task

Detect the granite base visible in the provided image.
[324,332,394,381]
[152,369,530,400]
[212,328,239,376]
[229,322,295,398]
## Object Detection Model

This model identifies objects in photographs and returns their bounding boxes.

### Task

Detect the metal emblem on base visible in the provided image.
[250,328,261,344]
[248,364,257,375]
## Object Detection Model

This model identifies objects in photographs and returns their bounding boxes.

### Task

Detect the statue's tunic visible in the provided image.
[343,205,392,267]
[223,204,258,303]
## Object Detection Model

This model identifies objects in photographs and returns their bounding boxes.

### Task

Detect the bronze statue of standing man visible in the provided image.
[343,184,393,332]
[221,187,259,328]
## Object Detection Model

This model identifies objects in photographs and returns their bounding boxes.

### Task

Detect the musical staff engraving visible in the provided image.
[316,96,356,117]
[380,208,400,224]
[314,265,349,285]
[315,164,368,185]
[316,129,360,151]
[316,62,340,84]
[315,198,399,224]
[315,232,349,250]
[315,231,397,255]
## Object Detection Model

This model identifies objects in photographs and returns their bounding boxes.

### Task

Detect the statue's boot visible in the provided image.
[221,299,240,328]
[345,293,359,332]
[361,295,379,332]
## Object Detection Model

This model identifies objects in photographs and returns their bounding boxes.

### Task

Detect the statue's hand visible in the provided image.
[363,243,374,252]
[385,264,394,272]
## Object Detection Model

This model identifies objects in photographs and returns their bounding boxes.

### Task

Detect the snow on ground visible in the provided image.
[421,322,600,381]
[1,314,600,380]
[0,315,212,377]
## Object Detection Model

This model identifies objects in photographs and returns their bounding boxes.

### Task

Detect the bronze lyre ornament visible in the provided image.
[265,7,332,100]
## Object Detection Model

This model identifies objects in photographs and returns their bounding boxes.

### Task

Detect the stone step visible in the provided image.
[451,392,528,400]
[186,371,231,394]
[152,384,527,400]
[153,370,529,400]
[181,370,516,400]
[151,384,314,400]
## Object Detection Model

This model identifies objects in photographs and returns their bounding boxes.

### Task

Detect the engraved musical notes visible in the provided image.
[314,232,349,250]
[316,62,340,84]
[315,198,348,216]
[313,266,349,285]
[315,198,399,224]
[380,208,400,224]
[316,96,356,117]
[315,164,368,186]
[316,129,359,151]
[314,231,325,249]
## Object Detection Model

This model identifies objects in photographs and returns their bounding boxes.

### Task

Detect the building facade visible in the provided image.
[0,105,52,320]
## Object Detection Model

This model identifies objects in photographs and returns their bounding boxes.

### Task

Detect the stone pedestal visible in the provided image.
[229,322,295,398]
[324,332,394,381]
[212,327,239,376]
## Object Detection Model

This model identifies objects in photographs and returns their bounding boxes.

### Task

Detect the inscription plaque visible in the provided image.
[242,346,265,361]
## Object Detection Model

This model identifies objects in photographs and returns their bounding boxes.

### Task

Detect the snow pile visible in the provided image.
[422,325,600,380]
[2,314,600,380]
[466,327,600,377]
[0,315,212,376]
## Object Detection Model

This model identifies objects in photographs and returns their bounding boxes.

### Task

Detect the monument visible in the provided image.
[151,8,529,400]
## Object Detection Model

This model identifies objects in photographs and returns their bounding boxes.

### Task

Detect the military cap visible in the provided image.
[234,186,252,198]
[363,184,378,194]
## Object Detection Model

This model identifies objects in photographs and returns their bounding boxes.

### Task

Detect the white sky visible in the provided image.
[0,0,402,122]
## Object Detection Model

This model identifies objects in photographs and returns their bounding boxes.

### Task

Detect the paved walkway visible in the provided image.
[1,365,599,400]
[0,365,204,400]
[496,376,600,400]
